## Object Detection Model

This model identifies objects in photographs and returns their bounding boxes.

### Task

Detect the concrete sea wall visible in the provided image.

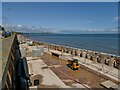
[1,35,21,89]
[33,41,120,70]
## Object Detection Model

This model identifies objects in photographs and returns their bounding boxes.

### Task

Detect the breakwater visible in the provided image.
[33,40,120,70]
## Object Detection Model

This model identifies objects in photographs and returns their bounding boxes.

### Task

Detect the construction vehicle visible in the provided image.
[67,59,80,70]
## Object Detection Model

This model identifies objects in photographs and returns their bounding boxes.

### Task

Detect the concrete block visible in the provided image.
[37,46,44,53]
[32,48,44,57]
[92,55,98,63]
[20,48,27,57]
[32,46,44,52]
[86,54,90,59]
[101,80,117,89]
[109,58,115,67]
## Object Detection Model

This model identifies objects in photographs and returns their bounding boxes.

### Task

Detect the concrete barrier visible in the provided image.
[39,42,120,69]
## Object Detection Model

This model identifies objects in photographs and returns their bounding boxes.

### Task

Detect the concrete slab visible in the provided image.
[63,53,71,56]
[27,57,70,88]
[50,50,62,55]
[101,80,117,89]
[59,55,73,61]
[27,57,87,88]
[72,83,86,88]
[110,84,120,90]
[62,79,73,82]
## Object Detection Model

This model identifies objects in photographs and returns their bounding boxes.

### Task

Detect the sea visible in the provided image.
[23,34,119,56]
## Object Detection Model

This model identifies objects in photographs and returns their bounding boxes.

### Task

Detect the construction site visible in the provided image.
[1,1,120,90]
[1,33,120,89]
[18,35,120,89]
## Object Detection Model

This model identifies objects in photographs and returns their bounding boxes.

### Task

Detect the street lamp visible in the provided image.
[8,8,12,33]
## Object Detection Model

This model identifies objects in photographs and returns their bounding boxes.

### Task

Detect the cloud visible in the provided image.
[3,24,118,34]
[113,16,120,21]
[87,29,105,32]
[83,20,93,24]
[58,27,118,34]
[17,25,23,27]
[3,24,61,33]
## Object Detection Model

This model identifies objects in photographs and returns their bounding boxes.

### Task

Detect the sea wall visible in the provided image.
[33,41,120,69]
[1,34,21,89]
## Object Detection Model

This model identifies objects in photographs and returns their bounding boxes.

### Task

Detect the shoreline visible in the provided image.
[26,36,119,58]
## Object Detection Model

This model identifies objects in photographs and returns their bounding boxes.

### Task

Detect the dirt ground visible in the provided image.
[41,53,107,89]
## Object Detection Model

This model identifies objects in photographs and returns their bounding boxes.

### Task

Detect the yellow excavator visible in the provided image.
[67,59,80,70]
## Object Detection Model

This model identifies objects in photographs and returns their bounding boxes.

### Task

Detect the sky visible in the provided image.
[2,2,118,34]
[2,0,120,2]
